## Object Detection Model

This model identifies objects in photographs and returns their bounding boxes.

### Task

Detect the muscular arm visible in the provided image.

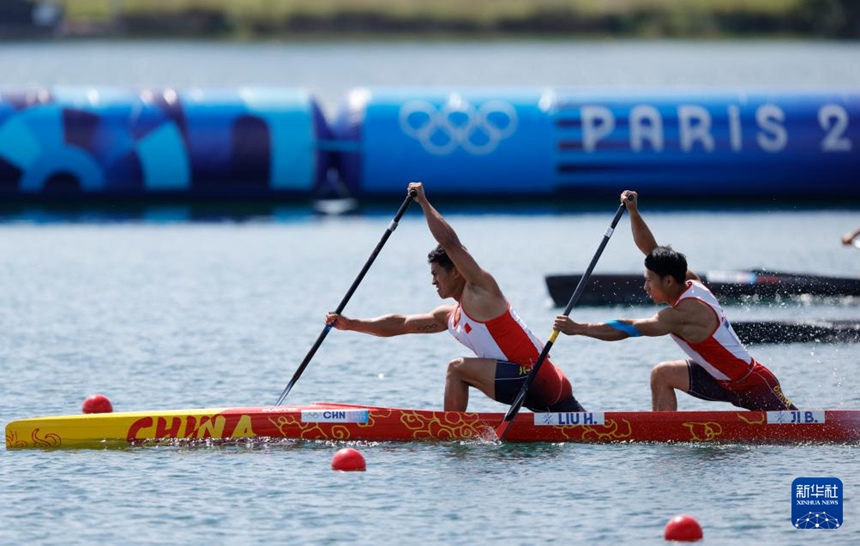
[327,305,452,337]
[554,300,715,342]
[554,315,669,341]
[409,181,503,296]
[408,182,508,320]
[622,190,700,282]
[621,190,658,257]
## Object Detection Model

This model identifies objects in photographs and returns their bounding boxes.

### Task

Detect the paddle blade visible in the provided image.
[495,387,526,439]
[495,416,515,441]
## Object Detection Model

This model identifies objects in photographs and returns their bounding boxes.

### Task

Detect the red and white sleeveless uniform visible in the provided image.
[447,302,571,403]
[670,280,754,382]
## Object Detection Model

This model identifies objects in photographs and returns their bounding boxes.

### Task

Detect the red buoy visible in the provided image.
[664,514,703,542]
[331,447,366,471]
[81,394,113,414]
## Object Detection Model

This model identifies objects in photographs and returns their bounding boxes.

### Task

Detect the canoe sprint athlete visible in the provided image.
[553,190,798,412]
[326,181,585,413]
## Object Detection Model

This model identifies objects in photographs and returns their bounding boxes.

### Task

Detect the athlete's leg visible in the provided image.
[444,357,497,411]
[734,364,799,411]
[650,359,691,411]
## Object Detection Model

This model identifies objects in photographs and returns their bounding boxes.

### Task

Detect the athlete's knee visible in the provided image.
[651,361,685,389]
[650,361,672,385]
[446,357,467,379]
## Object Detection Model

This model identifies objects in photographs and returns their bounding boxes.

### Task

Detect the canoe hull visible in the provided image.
[6,403,860,448]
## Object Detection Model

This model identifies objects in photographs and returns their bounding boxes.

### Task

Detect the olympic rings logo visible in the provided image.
[398,95,518,156]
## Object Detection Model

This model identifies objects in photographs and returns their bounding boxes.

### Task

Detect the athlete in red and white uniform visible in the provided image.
[553,190,797,411]
[327,182,584,412]
[667,280,796,410]
[670,280,755,382]
[447,302,578,412]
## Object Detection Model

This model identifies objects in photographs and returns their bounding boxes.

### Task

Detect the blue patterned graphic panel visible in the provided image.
[0,87,328,198]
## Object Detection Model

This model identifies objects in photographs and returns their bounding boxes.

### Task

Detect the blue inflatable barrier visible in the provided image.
[3,87,857,203]
[333,88,860,200]
[0,87,330,198]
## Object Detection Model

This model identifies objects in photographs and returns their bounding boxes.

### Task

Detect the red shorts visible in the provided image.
[687,360,797,411]
[493,361,584,412]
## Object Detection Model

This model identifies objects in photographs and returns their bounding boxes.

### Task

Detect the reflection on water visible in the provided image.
[0,201,324,224]
[4,196,860,225]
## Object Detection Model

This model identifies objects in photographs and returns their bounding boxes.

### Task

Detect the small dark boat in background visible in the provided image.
[545,269,860,307]
[733,319,860,344]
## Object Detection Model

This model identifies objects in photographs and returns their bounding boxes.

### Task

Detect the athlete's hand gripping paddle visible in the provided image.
[275,190,417,406]
[495,201,627,440]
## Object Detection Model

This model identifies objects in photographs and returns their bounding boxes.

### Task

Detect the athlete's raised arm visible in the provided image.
[408,181,505,303]
[623,190,700,282]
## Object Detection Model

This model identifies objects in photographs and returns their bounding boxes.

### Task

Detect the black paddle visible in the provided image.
[275,190,417,406]
[495,201,627,440]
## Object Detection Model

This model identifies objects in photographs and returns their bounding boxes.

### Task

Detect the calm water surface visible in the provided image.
[2,211,860,545]
[1,40,859,545]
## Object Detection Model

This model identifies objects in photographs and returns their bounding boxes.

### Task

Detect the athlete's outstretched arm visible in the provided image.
[326,305,452,337]
[553,312,676,341]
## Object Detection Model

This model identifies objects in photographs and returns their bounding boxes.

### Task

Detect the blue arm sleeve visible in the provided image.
[605,320,642,338]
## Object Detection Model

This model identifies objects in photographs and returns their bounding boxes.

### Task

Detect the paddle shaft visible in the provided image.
[496,202,627,440]
[275,191,416,406]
